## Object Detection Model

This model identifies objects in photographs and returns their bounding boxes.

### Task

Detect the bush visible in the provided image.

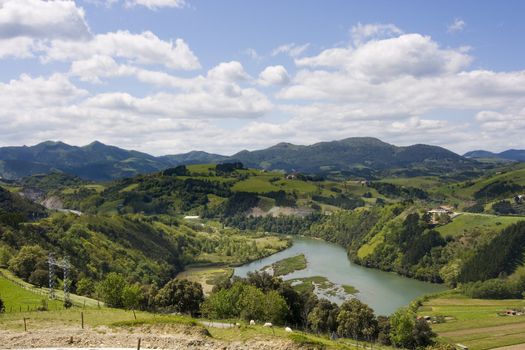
[155,279,204,316]
[76,278,95,297]
[96,272,126,308]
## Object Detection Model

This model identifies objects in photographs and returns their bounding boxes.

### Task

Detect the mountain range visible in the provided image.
[463,149,525,162]
[0,137,486,181]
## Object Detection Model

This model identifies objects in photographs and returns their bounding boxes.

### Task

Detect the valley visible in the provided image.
[1,145,525,349]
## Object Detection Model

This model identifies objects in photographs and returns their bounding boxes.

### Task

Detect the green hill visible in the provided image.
[230,137,480,178]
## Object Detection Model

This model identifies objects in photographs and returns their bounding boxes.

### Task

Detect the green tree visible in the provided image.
[0,245,13,267]
[263,290,289,324]
[8,245,47,280]
[307,299,339,334]
[96,272,126,308]
[337,299,377,341]
[76,277,95,297]
[412,318,436,348]
[238,284,266,321]
[155,278,204,316]
[28,269,49,287]
[390,308,415,349]
[122,283,142,310]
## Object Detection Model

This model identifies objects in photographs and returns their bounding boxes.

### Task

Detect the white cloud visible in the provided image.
[0,37,38,58]
[271,43,310,58]
[296,33,472,82]
[351,23,402,44]
[448,18,466,33]
[44,31,200,70]
[125,0,186,9]
[0,0,90,40]
[258,65,290,86]
[207,61,250,82]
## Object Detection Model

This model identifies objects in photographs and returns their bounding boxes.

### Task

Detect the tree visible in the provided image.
[337,299,377,341]
[376,315,391,345]
[122,283,142,310]
[155,278,204,316]
[412,318,435,348]
[238,284,266,321]
[29,269,49,287]
[389,308,415,349]
[76,277,95,297]
[96,272,126,308]
[263,290,289,324]
[307,299,339,334]
[8,245,47,280]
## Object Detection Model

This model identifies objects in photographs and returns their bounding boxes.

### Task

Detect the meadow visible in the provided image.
[419,292,525,349]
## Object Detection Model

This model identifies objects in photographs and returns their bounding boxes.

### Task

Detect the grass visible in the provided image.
[436,212,523,238]
[265,254,307,276]
[176,267,233,295]
[0,276,63,313]
[418,291,525,350]
[288,276,358,298]
[231,176,281,193]
[207,322,364,349]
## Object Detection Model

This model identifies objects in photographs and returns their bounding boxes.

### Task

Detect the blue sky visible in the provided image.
[0,0,524,155]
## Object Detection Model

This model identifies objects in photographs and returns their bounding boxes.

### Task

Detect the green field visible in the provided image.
[436,213,523,238]
[231,175,281,193]
[0,276,63,312]
[419,292,525,350]
[176,266,233,295]
[265,254,307,276]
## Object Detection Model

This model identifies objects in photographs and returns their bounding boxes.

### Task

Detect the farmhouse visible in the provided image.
[427,206,455,224]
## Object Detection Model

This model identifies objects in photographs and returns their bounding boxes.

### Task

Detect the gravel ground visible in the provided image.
[0,324,299,350]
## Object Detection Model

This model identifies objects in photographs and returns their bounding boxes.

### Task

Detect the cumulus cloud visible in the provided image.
[0,0,91,40]
[258,65,290,86]
[207,61,250,82]
[448,18,466,33]
[296,34,472,82]
[44,31,200,70]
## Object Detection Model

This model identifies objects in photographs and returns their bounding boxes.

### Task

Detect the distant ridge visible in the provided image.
[464,149,525,162]
[0,137,479,180]
[229,137,477,178]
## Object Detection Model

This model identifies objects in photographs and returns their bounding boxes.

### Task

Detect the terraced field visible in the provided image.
[419,293,525,349]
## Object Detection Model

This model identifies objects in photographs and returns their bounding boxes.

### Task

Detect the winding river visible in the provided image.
[235,236,447,315]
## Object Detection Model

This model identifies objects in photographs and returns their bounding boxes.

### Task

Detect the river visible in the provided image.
[235,236,447,315]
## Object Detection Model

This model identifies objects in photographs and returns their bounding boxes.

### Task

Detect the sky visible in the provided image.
[1,0,525,156]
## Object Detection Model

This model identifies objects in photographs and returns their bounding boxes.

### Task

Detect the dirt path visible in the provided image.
[0,324,297,350]
[493,344,525,350]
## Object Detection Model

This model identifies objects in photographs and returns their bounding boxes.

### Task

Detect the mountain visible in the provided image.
[464,149,525,162]
[230,137,477,178]
[0,137,480,181]
[0,141,170,181]
[159,150,227,165]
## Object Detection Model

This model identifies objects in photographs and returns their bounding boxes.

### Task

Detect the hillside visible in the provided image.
[231,137,480,178]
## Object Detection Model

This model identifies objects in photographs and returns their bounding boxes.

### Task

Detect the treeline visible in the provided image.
[201,272,435,349]
[369,182,429,200]
[224,214,322,235]
[474,180,523,201]
[311,194,365,210]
